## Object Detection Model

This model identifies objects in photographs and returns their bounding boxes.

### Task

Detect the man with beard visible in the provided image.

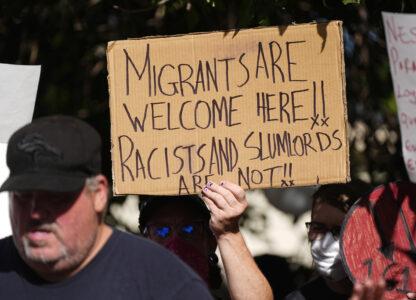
[0,115,212,300]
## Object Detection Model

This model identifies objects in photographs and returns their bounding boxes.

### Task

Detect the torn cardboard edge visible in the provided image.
[338,21,351,184]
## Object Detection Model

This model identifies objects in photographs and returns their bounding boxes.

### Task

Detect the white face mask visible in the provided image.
[310,232,347,281]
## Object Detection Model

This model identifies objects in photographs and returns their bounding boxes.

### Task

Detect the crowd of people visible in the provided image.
[0,115,415,299]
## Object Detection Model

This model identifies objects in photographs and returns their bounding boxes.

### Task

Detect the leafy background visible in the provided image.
[2,0,413,187]
[1,0,415,296]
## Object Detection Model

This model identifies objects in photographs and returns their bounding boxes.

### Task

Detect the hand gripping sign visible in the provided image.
[341,182,416,299]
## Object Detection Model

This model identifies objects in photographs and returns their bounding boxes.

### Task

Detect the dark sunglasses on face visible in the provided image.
[144,220,206,244]
[305,221,342,240]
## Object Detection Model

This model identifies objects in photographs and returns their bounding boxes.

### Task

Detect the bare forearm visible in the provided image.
[201,181,273,300]
[217,231,273,300]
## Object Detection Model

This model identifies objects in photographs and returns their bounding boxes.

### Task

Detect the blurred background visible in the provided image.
[1,0,415,297]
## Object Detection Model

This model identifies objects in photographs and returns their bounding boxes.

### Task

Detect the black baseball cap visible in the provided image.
[0,115,102,192]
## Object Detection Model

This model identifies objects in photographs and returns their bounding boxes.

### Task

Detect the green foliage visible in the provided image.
[0,0,413,191]
[343,0,360,4]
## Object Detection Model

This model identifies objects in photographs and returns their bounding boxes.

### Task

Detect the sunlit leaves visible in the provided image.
[343,0,360,4]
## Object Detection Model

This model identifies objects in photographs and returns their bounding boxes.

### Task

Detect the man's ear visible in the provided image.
[93,174,108,213]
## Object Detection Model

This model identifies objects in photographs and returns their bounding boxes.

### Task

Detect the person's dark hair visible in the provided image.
[138,194,211,233]
[312,180,373,217]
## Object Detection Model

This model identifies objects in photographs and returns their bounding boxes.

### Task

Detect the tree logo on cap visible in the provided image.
[17,133,62,167]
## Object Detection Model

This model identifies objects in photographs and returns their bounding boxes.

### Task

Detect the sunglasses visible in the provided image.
[144,220,207,244]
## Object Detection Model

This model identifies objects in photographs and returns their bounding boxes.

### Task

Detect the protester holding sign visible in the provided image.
[0,115,212,299]
[139,195,224,292]
[139,181,273,300]
[284,181,373,300]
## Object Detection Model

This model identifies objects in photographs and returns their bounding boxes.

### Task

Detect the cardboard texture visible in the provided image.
[107,21,350,195]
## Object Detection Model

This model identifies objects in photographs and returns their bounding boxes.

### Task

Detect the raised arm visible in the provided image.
[202,181,273,300]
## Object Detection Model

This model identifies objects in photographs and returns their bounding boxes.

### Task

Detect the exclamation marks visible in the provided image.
[311,80,329,129]
[281,163,294,187]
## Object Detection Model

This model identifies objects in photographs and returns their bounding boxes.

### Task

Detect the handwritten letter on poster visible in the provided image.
[107,22,349,195]
[383,12,416,182]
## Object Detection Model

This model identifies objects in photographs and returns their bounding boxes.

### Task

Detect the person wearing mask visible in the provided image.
[139,181,273,300]
[284,181,373,300]
[284,181,416,300]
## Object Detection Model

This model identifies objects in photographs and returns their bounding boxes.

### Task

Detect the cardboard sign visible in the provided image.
[341,182,416,299]
[107,22,350,195]
[382,12,416,183]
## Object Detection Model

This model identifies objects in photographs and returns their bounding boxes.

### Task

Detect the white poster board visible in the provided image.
[382,12,416,183]
[0,63,41,238]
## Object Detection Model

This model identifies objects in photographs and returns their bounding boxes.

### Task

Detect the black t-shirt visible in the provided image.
[0,228,213,300]
[284,277,350,300]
